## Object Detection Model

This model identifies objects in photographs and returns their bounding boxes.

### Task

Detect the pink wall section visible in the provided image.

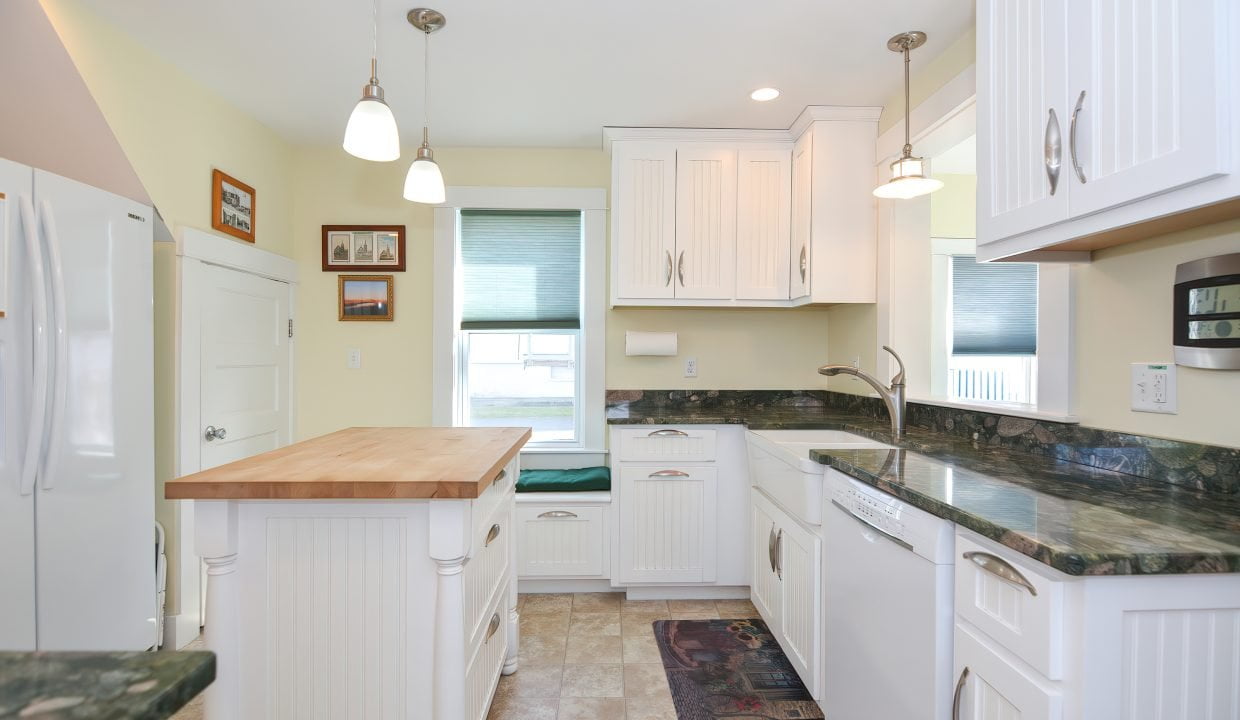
[0,0,149,204]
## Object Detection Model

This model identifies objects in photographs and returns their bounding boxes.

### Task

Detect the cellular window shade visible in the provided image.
[951,255,1038,355]
[460,209,582,329]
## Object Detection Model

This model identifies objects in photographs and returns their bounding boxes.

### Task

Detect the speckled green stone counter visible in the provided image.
[607,402,1240,576]
[0,651,214,719]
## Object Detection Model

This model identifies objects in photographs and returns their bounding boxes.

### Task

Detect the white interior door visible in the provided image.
[199,264,290,470]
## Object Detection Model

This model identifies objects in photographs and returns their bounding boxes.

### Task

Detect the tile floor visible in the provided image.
[487,592,760,720]
[169,593,761,720]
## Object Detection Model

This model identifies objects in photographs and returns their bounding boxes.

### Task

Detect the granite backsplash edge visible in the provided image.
[604,389,1239,494]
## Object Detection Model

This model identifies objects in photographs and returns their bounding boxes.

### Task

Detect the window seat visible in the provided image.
[516,466,610,493]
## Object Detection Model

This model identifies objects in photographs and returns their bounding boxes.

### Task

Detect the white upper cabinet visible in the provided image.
[736,149,792,300]
[613,143,677,299]
[977,0,1237,260]
[789,131,812,300]
[675,147,737,300]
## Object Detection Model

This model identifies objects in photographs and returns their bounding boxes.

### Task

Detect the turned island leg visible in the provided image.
[429,501,470,720]
[195,501,240,720]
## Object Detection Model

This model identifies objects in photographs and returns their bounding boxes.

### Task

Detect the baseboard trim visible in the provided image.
[162,612,202,650]
[519,578,615,594]
[623,585,750,601]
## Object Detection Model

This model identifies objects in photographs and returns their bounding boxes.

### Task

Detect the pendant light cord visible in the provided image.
[902,42,912,158]
[423,28,431,131]
[369,0,379,81]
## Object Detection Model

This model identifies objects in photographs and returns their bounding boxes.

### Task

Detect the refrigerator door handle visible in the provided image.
[17,196,49,496]
[38,199,69,491]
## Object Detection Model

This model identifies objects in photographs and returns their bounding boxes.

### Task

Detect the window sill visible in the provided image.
[907,395,1080,424]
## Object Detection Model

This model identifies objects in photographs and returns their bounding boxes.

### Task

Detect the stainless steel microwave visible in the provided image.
[1173,252,1240,370]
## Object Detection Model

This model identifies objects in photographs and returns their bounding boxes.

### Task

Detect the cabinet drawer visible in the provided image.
[466,583,509,720]
[955,531,1065,679]
[617,427,717,462]
[472,458,517,544]
[516,504,607,578]
[954,621,1063,720]
[465,498,511,650]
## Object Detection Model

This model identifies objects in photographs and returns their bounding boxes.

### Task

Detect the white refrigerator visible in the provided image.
[0,157,156,651]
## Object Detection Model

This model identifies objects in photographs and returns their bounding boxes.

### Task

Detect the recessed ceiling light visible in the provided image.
[750,87,780,102]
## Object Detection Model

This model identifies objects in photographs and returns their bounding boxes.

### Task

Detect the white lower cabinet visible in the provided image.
[617,464,717,583]
[515,499,608,579]
[750,489,822,700]
[954,621,1063,720]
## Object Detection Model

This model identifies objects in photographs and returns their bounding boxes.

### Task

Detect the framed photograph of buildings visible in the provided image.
[211,169,256,243]
[321,225,406,271]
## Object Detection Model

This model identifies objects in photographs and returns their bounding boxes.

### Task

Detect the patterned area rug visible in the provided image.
[653,618,824,719]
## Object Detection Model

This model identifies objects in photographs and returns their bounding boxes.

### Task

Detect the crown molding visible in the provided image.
[786,105,883,140]
[602,104,884,150]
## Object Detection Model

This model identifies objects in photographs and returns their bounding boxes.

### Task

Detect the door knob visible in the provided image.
[204,425,227,441]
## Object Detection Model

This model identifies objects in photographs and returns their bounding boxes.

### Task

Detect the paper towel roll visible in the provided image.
[625,331,678,356]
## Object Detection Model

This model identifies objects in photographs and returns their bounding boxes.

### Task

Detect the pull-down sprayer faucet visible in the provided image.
[818,346,907,441]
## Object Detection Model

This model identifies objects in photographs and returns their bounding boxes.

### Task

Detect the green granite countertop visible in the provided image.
[0,651,214,719]
[607,404,1240,576]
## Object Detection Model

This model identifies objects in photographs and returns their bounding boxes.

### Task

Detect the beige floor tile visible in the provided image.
[620,599,669,615]
[568,611,621,637]
[663,611,719,620]
[486,695,558,720]
[516,594,527,611]
[170,693,204,720]
[519,634,567,665]
[494,664,564,698]
[521,612,571,637]
[625,695,678,720]
[666,599,717,613]
[622,663,671,699]
[522,593,574,614]
[621,634,663,664]
[560,663,625,698]
[564,634,623,664]
[571,592,623,612]
[621,615,661,637]
[713,599,760,618]
[557,697,627,720]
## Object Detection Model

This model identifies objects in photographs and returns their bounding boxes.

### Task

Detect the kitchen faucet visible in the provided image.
[818,346,907,441]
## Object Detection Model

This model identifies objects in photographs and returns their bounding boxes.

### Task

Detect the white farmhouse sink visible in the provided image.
[746,429,894,526]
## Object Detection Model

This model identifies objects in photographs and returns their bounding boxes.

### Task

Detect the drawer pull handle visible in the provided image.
[494,469,507,483]
[537,510,578,519]
[1044,107,1062,195]
[774,529,784,580]
[485,524,501,547]
[647,429,688,437]
[485,613,501,643]
[952,667,969,720]
[963,551,1038,597]
[767,524,777,574]
[648,470,690,478]
[1070,90,1087,184]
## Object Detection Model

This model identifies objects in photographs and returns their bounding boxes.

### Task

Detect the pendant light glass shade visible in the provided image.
[874,31,942,200]
[403,135,446,203]
[343,81,400,162]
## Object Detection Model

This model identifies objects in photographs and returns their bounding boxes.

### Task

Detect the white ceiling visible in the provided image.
[77,0,975,148]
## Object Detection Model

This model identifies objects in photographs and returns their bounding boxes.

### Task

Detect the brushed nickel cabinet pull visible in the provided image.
[767,524,777,574]
[648,428,688,437]
[664,250,673,286]
[775,529,784,580]
[494,468,507,483]
[799,246,808,283]
[1045,107,1062,195]
[485,523,501,547]
[1070,90,1087,184]
[963,551,1038,596]
[537,510,578,519]
[952,667,969,720]
[485,613,501,642]
[677,251,686,286]
[648,469,691,478]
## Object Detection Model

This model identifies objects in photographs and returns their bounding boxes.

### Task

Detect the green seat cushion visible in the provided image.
[517,467,611,493]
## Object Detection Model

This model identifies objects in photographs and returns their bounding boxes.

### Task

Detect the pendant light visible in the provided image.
[343,0,401,162]
[403,8,447,204]
[873,31,944,200]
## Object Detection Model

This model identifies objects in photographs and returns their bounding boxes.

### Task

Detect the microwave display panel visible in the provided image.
[1188,284,1240,316]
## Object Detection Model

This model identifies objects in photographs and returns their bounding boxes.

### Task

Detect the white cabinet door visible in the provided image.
[977,0,1071,244]
[775,515,821,697]
[735,149,792,300]
[617,465,717,584]
[789,131,812,300]
[614,143,677,299]
[674,148,736,299]
[1066,0,1231,217]
[749,493,780,626]
[516,505,606,578]
[955,622,1063,720]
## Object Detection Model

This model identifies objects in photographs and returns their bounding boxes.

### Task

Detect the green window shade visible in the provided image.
[460,209,582,329]
[951,255,1038,355]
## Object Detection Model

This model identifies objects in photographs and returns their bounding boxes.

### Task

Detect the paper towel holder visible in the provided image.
[625,331,678,357]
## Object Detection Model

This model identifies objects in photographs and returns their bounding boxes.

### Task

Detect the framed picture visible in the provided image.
[338,275,394,321]
[321,225,406,271]
[211,169,256,243]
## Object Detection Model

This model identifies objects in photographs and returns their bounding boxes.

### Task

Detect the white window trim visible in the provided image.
[432,186,608,452]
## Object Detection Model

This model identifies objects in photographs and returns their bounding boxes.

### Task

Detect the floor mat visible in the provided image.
[652,618,824,719]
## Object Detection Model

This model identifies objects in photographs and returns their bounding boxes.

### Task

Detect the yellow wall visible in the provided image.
[930,174,977,239]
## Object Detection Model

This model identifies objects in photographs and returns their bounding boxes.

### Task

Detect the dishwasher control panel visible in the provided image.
[826,469,955,564]
[833,482,910,544]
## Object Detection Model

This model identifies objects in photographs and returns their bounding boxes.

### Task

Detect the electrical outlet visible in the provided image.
[1131,362,1177,414]
[347,348,362,369]
[852,356,860,369]
[684,357,698,378]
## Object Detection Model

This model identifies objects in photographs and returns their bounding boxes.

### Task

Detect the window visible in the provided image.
[457,209,584,445]
[947,254,1038,404]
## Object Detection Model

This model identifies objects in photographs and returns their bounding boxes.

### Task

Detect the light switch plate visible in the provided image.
[1131,362,1177,414]
[347,348,362,369]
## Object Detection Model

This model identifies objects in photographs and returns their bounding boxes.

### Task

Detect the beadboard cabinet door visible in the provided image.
[735,149,792,300]
[976,0,1071,244]
[954,622,1063,720]
[674,148,736,300]
[789,131,812,300]
[1065,0,1231,218]
[616,465,718,584]
[613,143,677,299]
[750,495,781,626]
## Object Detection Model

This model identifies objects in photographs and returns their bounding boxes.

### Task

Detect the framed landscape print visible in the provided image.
[322,225,406,271]
[211,169,256,243]
[338,275,394,321]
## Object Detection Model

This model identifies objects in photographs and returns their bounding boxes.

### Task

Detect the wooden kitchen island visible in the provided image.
[166,427,530,720]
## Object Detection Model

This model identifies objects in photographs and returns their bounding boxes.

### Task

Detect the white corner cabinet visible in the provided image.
[976,0,1240,261]
[607,113,878,306]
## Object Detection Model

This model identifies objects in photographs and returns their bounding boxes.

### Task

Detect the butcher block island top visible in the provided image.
[165,426,531,500]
